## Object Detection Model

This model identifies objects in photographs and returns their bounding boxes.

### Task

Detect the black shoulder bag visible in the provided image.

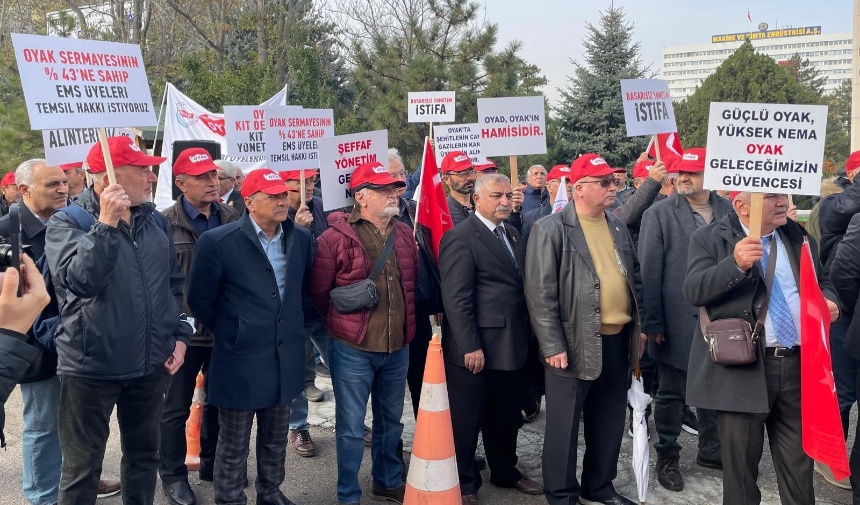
[699,237,777,366]
[329,230,396,314]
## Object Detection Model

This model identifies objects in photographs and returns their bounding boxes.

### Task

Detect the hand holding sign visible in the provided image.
[98,183,131,227]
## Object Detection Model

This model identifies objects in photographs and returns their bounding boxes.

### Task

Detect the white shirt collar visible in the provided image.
[474,210,503,233]
[221,188,234,201]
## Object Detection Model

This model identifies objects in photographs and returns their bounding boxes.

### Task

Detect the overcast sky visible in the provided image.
[483,0,852,105]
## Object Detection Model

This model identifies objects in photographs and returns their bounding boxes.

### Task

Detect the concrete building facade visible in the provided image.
[662,26,852,99]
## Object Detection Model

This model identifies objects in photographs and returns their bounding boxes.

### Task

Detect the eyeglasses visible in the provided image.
[578,178,614,189]
[445,169,477,177]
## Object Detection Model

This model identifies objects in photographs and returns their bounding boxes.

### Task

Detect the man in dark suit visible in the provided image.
[638,149,729,491]
[187,168,312,505]
[214,160,246,214]
[685,191,839,505]
[440,173,543,504]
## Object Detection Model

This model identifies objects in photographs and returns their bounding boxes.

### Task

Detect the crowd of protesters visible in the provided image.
[0,136,858,505]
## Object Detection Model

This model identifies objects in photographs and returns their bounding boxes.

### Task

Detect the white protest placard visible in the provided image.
[12,33,156,130]
[408,91,456,123]
[703,102,828,196]
[433,123,486,166]
[620,79,676,137]
[318,130,388,211]
[42,127,137,165]
[477,96,547,156]
[264,107,335,171]
[223,106,268,159]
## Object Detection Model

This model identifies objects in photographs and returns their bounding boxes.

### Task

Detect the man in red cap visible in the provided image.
[279,168,330,457]
[309,161,419,505]
[613,155,672,248]
[442,151,478,226]
[188,168,312,505]
[158,148,241,505]
[44,136,191,505]
[60,162,87,198]
[0,172,21,217]
[525,153,644,505]
[474,158,498,178]
[520,164,576,243]
[638,148,730,492]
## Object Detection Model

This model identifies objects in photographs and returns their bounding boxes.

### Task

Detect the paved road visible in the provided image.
[0,375,854,504]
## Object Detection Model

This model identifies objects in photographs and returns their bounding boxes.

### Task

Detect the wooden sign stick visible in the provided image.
[96,128,117,185]
[429,121,434,142]
[748,192,764,239]
[653,134,662,163]
[509,155,519,184]
[300,168,306,205]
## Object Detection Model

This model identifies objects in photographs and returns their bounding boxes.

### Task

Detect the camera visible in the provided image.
[0,205,34,297]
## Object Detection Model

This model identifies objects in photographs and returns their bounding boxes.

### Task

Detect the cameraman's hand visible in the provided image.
[0,255,50,334]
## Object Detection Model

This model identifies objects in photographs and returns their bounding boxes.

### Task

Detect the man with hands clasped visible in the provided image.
[45,136,192,505]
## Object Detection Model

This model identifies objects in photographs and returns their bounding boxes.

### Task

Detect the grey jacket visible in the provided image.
[639,192,733,371]
[524,202,642,380]
[684,213,835,413]
[45,194,191,380]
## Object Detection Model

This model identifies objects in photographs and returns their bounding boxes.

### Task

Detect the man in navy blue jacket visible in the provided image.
[188,168,312,505]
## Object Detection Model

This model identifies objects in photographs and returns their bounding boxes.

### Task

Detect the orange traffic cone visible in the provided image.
[185,372,204,471]
[404,334,461,504]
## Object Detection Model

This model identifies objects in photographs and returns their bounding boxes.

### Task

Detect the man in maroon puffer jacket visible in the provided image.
[309,160,418,505]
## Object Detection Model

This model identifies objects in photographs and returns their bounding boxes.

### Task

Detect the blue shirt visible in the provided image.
[250,217,287,299]
[181,198,221,237]
[740,223,801,347]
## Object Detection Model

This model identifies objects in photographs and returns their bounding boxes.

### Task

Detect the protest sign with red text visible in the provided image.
[264,107,335,171]
[477,96,547,156]
[318,130,388,211]
[12,33,156,129]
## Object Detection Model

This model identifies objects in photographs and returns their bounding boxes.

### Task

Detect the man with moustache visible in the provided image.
[280,168,329,457]
[443,151,477,226]
[441,174,543,504]
[525,153,644,505]
[638,149,729,491]
[188,169,312,505]
[46,137,191,504]
[159,148,240,504]
[309,161,418,505]
[685,192,839,505]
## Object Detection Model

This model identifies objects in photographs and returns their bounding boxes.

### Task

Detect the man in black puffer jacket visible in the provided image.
[45,137,191,505]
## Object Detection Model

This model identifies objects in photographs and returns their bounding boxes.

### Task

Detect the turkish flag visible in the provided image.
[800,240,850,480]
[416,138,453,260]
[646,132,683,165]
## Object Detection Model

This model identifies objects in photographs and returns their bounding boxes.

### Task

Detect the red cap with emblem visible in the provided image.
[278,169,320,181]
[173,148,220,176]
[349,161,407,192]
[441,151,474,173]
[547,164,572,182]
[673,148,706,173]
[86,136,166,174]
[569,154,624,183]
[240,169,288,198]
[1,172,14,187]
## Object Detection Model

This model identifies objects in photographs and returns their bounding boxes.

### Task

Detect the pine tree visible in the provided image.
[555,5,649,168]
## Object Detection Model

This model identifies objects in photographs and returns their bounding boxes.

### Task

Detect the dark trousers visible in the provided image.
[849,370,860,503]
[406,305,434,418]
[446,363,524,495]
[830,315,856,438]
[653,362,721,461]
[542,333,629,505]
[215,406,290,505]
[58,371,166,505]
[159,345,220,483]
[717,354,813,505]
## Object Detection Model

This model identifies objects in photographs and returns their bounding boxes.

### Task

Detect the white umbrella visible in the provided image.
[627,374,652,504]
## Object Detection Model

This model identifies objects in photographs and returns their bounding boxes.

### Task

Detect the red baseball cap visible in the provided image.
[547,164,572,182]
[674,148,706,173]
[441,151,474,173]
[350,161,406,192]
[632,160,655,179]
[278,169,320,181]
[240,169,288,198]
[729,191,742,201]
[474,158,497,172]
[173,148,219,176]
[846,150,860,172]
[569,153,623,183]
[86,136,166,174]
[1,172,14,187]
[60,162,83,171]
